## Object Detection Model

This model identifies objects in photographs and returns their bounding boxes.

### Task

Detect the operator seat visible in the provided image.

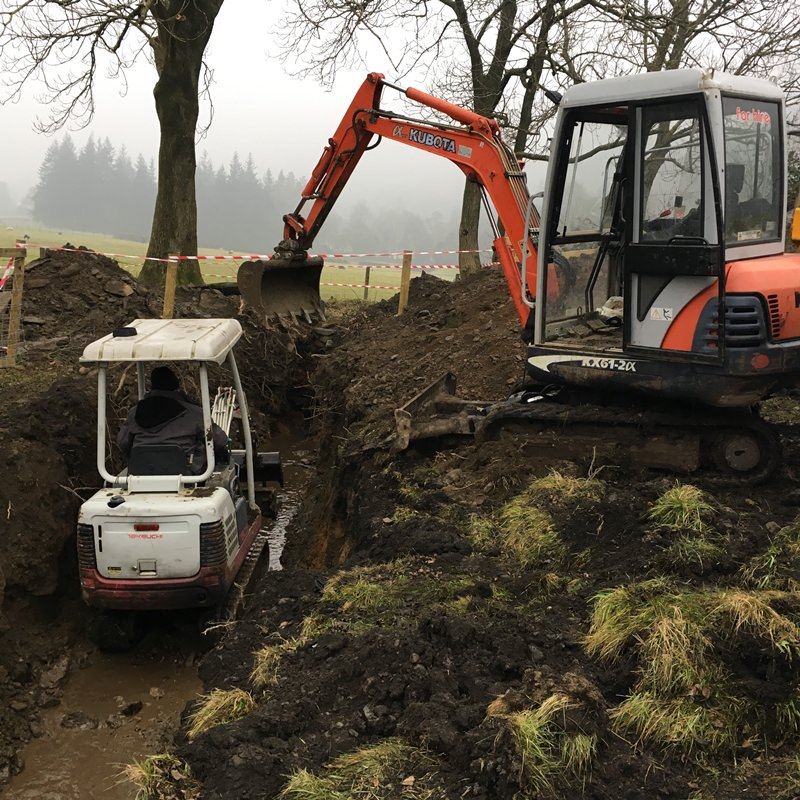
[725,163,746,240]
[128,444,190,476]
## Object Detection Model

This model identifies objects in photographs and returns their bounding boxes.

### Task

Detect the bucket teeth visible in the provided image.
[237,256,324,320]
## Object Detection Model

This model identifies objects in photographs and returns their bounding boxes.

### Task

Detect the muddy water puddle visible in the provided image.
[5,649,201,800]
[266,451,311,571]
[264,424,313,572]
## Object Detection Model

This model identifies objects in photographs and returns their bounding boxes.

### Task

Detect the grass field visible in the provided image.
[0,220,456,302]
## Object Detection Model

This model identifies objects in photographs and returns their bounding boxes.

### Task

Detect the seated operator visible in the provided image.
[117,366,229,475]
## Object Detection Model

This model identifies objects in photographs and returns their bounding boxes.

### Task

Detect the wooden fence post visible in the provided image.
[1,242,26,367]
[397,250,412,316]
[363,265,371,301]
[163,258,179,319]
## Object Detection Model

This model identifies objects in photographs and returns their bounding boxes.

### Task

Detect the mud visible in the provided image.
[5,634,202,800]
[7,254,800,798]
[174,270,800,800]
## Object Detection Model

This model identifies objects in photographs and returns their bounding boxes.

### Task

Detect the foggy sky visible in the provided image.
[0,2,467,217]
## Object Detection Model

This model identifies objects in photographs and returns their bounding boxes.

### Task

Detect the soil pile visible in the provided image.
[317,269,522,446]
[23,244,236,359]
[174,269,800,799]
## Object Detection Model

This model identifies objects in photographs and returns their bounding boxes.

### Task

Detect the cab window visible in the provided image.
[556,118,627,238]
[640,102,704,242]
[722,97,781,245]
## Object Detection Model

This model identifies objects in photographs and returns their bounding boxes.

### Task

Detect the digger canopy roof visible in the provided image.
[560,68,783,108]
[80,318,243,365]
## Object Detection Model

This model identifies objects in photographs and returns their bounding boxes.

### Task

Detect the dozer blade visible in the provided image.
[394,372,490,450]
[237,256,324,320]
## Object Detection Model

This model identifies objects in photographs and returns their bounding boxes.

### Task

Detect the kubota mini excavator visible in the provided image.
[239,70,800,481]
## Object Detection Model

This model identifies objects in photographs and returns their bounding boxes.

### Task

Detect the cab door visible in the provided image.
[624,98,724,359]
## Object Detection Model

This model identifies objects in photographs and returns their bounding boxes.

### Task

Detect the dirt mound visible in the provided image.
[15,246,316,422]
[19,247,241,360]
[317,269,521,446]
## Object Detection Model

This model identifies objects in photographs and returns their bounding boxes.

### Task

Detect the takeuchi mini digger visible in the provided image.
[239,68,800,481]
[77,318,281,634]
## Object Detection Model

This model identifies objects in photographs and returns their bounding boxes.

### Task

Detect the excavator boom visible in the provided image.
[238,72,539,323]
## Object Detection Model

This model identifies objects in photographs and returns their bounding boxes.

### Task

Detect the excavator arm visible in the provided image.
[238,72,546,325]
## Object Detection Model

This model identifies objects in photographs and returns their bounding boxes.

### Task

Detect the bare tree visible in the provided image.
[282,0,799,269]
[516,0,800,161]
[0,1,226,285]
[281,0,596,273]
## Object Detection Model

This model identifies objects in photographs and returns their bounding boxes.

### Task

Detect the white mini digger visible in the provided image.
[76,318,281,644]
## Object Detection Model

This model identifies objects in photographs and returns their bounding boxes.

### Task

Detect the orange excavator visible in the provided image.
[239,70,800,480]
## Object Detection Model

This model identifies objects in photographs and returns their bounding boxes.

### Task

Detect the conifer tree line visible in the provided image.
[31,136,461,254]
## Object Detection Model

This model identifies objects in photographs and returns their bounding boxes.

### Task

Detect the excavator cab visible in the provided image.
[530,70,794,407]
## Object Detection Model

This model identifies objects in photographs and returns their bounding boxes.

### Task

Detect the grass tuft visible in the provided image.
[331,739,432,783]
[280,768,348,800]
[741,522,800,590]
[586,580,800,753]
[560,732,598,780]
[527,470,605,508]
[468,514,495,549]
[610,691,737,753]
[123,754,200,800]
[776,691,800,736]
[281,738,438,799]
[498,503,565,568]
[490,470,605,570]
[300,561,481,639]
[636,608,712,695]
[508,694,596,796]
[710,590,800,657]
[649,484,714,533]
[650,485,723,569]
[251,638,298,691]
[668,534,724,569]
[187,688,255,740]
[585,578,677,662]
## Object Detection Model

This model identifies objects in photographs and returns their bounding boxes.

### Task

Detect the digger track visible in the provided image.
[216,487,303,624]
[473,389,783,486]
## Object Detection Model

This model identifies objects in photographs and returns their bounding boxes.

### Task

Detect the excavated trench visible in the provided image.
[3,417,313,799]
[0,246,326,796]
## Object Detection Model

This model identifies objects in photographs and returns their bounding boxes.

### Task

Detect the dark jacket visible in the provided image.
[117,389,229,475]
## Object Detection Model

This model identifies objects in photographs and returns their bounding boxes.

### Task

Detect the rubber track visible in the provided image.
[476,397,782,486]
[220,490,303,622]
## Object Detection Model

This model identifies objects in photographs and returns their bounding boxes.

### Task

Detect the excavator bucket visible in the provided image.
[237,256,324,320]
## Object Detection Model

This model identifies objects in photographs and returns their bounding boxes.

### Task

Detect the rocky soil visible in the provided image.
[7,257,800,798]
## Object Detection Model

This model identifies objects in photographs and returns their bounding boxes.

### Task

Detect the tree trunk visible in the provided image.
[459,70,504,274]
[139,3,223,287]
[459,180,483,274]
